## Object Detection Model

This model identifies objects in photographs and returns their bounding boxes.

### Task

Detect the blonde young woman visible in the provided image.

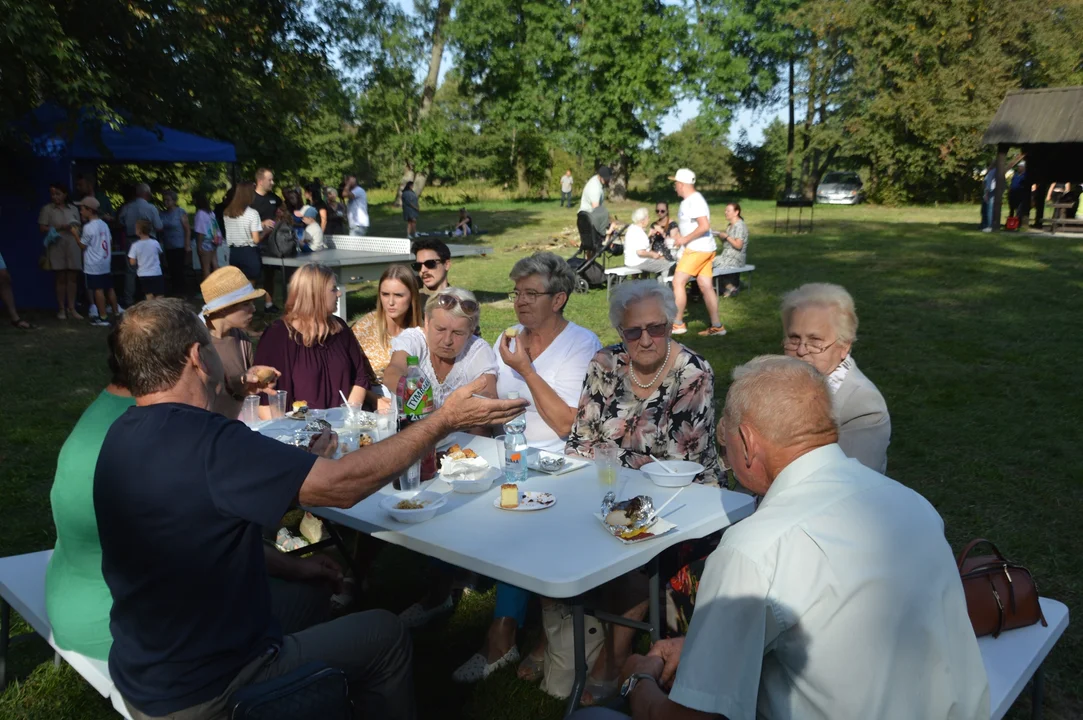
[253,263,375,410]
[351,265,423,384]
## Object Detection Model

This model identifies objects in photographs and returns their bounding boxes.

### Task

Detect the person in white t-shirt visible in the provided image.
[348,186,369,236]
[560,170,575,207]
[127,219,165,299]
[451,252,602,684]
[584,356,988,720]
[76,197,119,325]
[668,168,725,337]
[623,208,672,274]
[579,165,611,212]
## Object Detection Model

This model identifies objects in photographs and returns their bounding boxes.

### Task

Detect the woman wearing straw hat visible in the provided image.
[200,266,281,419]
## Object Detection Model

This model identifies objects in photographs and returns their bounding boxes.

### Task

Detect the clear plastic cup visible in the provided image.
[270,390,288,419]
[241,395,260,425]
[595,446,619,498]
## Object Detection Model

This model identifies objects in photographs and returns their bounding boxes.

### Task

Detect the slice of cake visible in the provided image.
[500,483,520,508]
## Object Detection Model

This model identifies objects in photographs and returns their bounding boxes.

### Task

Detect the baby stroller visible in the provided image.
[568,211,625,293]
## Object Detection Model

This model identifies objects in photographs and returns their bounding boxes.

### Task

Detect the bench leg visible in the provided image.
[1031,664,1045,720]
[0,598,9,692]
[607,273,613,302]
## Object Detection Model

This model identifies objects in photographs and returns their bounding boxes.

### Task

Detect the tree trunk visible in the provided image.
[393,0,451,206]
[800,47,818,200]
[784,56,795,196]
[516,155,530,195]
[609,150,629,202]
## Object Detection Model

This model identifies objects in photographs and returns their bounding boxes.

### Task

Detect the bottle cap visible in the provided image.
[406,356,419,366]
[507,391,520,400]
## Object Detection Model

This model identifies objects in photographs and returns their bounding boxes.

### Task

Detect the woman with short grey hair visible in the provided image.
[452,251,602,684]
[159,188,191,296]
[622,208,672,274]
[780,282,890,472]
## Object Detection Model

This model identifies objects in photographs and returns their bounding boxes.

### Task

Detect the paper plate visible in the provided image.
[494,490,557,511]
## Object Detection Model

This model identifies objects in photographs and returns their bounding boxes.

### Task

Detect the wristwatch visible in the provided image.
[620,672,658,698]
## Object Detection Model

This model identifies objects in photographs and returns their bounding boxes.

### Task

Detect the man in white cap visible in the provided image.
[668,168,725,337]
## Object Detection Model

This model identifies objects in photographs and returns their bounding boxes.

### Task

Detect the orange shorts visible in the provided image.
[674,250,716,279]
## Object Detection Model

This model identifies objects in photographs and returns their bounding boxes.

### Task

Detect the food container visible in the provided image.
[599,492,656,538]
[639,460,703,488]
[380,490,447,523]
[444,467,501,494]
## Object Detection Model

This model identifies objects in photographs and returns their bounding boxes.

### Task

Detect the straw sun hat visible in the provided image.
[200,266,266,316]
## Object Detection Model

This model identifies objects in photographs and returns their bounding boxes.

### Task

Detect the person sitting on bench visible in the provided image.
[573,356,989,720]
[622,208,672,274]
[94,299,527,720]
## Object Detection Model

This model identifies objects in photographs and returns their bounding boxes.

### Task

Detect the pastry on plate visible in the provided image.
[500,483,520,508]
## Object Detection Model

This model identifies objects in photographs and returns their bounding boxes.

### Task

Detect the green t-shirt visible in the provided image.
[45,389,135,659]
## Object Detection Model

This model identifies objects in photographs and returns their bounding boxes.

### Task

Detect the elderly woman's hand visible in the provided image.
[499,332,534,378]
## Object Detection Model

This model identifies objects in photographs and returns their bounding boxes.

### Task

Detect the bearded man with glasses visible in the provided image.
[780,282,891,472]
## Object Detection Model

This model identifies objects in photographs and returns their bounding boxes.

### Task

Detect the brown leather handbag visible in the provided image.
[957,538,1047,638]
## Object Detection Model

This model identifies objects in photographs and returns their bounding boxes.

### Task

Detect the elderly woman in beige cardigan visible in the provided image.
[780,282,891,472]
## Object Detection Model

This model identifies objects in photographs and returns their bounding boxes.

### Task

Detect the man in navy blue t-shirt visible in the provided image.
[95,299,527,720]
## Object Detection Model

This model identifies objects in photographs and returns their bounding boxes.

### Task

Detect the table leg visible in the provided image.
[649,556,661,643]
[1,598,10,691]
[1031,664,1045,720]
[333,267,347,320]
[563,600,588,718]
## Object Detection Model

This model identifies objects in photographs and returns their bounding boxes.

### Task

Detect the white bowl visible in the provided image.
[443,466,502,494]
[380,490,447,523]
[640,460,703,488]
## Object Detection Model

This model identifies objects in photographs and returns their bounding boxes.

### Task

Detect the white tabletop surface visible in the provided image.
[265,244,490,268]
[301,433,756,598]
[982,597,1069,720]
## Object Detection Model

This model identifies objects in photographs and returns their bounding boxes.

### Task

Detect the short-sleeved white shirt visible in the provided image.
[128,239,163,277]
[493,322,601,452]
[560,174,574,193]
[670,444,990,720]
[81,219,113,276]
[677,191,714,253]
[622,224,651,267]
[224,208,262,248]
[579,175,604,212]
[390,327,498,408]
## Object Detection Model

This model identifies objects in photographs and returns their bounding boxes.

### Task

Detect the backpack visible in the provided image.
[262,220,298,258]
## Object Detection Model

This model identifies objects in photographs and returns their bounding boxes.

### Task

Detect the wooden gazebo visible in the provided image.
[983,86,1083,230]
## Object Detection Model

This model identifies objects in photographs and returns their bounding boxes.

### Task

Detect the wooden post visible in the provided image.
[993,144,1007,232]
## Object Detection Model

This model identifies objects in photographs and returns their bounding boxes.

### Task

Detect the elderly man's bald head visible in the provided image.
[115,298,213,397]
[723,355,838,447]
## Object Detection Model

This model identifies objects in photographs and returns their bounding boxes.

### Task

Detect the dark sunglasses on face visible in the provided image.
[655,208,666,213]
[621,322,669,341]
[412,259,444,271]
[435,293,479,314]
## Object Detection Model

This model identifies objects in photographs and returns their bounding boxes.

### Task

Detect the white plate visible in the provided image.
[494,490,557,511]
[443,466,502,494]
[526,452,590,476]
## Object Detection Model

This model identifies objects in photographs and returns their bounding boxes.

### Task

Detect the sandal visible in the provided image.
[451,645,520,683]
[516,652,545,682]
[398,595,453,629]
[581,676,619,706]
[11,319,35,330]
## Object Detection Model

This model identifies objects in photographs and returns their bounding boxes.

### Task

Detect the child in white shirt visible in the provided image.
[76,197,119,325]
[128,219,165,299]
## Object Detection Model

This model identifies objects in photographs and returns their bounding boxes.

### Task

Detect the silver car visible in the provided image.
[816,172,865,205]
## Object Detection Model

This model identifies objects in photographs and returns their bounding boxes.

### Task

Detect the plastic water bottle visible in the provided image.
[400,460,421,493]
[503,392,528,484]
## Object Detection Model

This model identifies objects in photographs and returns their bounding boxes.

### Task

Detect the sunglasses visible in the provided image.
[412,259,444,271]
[435,293,479,314]
[621,323,669,341]
[655,208,667,213]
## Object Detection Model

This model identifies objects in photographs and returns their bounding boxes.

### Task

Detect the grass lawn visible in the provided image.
[1,197,1081,719]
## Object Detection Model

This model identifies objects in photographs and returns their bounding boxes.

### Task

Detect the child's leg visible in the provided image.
[94,288,107,318]
[106,288,120,315]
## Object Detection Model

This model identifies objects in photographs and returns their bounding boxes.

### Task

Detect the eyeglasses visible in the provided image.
[509,290,554,303]
[782,338,838,354]
[412,259,444,271]
[332,285,343,295]
[655,207,667,214]
[621,323,669,341]
[435,293,479,314]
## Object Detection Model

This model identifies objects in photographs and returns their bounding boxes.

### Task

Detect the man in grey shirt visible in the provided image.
[578,165,611,212]
[117,183,163,306]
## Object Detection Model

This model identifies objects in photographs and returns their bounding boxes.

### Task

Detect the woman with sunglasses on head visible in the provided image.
[780,282,890,472]
[383,287,498,407]
[253,263,374,410]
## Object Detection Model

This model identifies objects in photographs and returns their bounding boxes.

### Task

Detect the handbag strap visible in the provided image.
[956,538,1006,570]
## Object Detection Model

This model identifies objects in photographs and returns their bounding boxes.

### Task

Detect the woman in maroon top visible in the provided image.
[255,263,373,410]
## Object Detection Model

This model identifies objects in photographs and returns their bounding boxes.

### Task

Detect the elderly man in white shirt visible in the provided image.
[573,355,989,720]
[348,186,369,236]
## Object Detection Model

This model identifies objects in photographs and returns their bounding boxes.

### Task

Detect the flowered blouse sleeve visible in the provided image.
[565,349,618,459]
[661,351,722,485]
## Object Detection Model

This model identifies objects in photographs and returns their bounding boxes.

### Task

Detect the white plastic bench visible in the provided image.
[604,265,654,299]
[0,550,132,718]
[661,262,757,293]
[983,597,1069,720]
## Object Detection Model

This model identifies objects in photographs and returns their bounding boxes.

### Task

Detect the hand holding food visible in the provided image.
[499,327,533,376]
[244,365,280,394]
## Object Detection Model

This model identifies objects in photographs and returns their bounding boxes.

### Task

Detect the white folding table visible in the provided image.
[297,432,756,715]
[260,236,492,319]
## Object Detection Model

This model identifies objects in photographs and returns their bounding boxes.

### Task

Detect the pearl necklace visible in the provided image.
[630,340,672,389]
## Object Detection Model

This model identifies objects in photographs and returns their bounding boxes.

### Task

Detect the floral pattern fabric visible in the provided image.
[351,311,391,384]
[565,343,722,485]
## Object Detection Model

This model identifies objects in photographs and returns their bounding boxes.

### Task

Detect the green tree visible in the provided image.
[646,117,733,190]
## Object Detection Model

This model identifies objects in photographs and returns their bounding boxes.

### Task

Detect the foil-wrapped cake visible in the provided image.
[600,492,657,539]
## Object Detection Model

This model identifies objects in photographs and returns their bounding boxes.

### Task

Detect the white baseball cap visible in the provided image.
[668,168,696,184]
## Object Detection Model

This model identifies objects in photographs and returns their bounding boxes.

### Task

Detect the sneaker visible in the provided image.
[981,227,993,233]
[671,323,688,335]
[88,305,100,319]
[57,311,67,320]
[90,319,111,328]
[399,595,454,629]
[698,325,727,337]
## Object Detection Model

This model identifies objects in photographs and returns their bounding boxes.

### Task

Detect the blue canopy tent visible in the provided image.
[2,105,236,309]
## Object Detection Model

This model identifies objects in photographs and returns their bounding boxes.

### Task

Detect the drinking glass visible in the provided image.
[595,445,619,499]
[494,434,507,472]
[270,390,288,419]
[241,395,260,425]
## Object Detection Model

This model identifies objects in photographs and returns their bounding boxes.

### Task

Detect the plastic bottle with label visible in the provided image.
[503,391,528,483]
